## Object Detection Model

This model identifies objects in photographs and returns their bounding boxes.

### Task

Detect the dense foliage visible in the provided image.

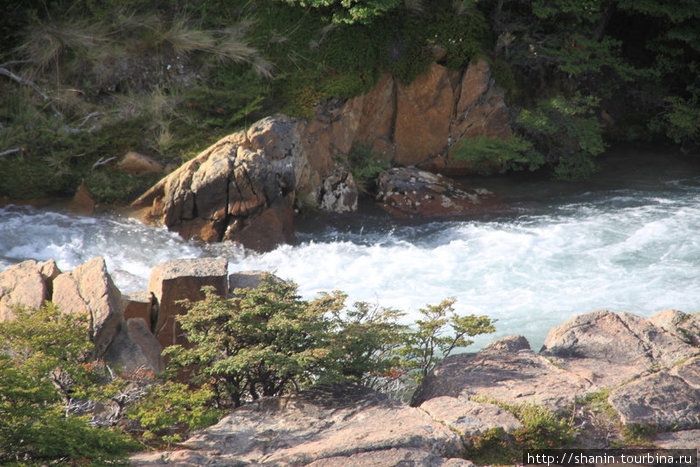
[0,305,137,464]
[165,277,492,409]
[0,279,495,461]
[0,0,697,198]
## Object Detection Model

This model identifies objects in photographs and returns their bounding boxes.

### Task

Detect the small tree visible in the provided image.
[164,278,346,408]
[398,298,496,382]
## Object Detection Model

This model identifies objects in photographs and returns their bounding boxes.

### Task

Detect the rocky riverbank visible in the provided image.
[1,256,698,465]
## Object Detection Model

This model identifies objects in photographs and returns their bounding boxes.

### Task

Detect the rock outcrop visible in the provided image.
[148,257,228,348]
[0,257,162,374]
[411,335,593,412]
[132,60,511,249]
[0,259,58,321]
[130,385,467,466]
[53,257,124,356]
[376,167,495,217]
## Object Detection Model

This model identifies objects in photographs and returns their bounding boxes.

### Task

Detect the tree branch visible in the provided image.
[0,66,63,117]
[0,147,22,157]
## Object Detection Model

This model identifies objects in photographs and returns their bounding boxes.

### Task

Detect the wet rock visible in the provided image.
[52,257,123,356]
[117,152,163,176]
[0,259,58,321]
[130,385,461,466]
[609,356,700,430]
[411,335,592,412]
[420,396,523,440]
[540,310,700,388]
[376,167,494,217]
[319,166,358,213]
[148,257,228,348]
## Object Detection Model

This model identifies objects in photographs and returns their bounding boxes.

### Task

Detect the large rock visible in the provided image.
[540,310,700,389]
[0,259,58,321]
[148,258,228,348]
[394,64,455,167]
[130,385,462,466]
[376,167,495,217]
[608,356,700,430]
[103,318,163,375]
[131,118,300,251]
[411,335,593,412]
[52,257,123,356]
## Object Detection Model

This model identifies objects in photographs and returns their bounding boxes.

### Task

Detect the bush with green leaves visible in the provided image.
[398,298,495,382]
[165,278,495,408]
[517,94,606,180]
[451,135,545,175]
[0,304,138,464]
[347,142,391,195]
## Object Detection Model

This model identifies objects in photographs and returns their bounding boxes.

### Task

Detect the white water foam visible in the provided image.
[1,175,699,350]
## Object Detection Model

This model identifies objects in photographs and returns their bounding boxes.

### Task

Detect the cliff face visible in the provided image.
[131,60,511,250]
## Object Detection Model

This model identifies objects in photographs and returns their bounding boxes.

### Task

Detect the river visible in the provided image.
[1,146,699,350]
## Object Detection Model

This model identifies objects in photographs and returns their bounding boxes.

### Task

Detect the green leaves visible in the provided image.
[452,135,545,174]
[0,304,137,463]
[397,298,495,382]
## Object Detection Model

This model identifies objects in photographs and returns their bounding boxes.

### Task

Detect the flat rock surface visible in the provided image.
[412,336,592,412]
[609,356,700,430]
[131,386,461,466]
[419,396,522,439]
[541,310,700,388]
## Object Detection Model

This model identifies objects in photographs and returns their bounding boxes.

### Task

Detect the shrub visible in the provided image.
[517,94,606,180]
[165,278,496,407]
[0,304,137,463]
[347,142,391,195]
[451,135,545,175]
[163,279,347,408]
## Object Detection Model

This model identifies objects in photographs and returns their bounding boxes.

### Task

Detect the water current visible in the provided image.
[1,147,698,349]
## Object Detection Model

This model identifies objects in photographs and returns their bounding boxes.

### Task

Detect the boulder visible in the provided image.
[148,257,228,348]
[376,167,495,217]
[0,259,57,321]
[130,385,462,466]
[608,356,700,430]
[228,270,283,294]
[52,257,123,356]
[131,118,300,251]
[394,64,455,167]
[419,396,523,441]
[540,310,700,388]
[68,180,96,215]
[103,318,163,374]
[117,152,164,176]
[318,166,358,213]
[411,335,592,412]
[121,290,155,328]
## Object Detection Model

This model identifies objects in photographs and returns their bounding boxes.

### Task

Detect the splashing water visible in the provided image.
[1,152,699,349]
